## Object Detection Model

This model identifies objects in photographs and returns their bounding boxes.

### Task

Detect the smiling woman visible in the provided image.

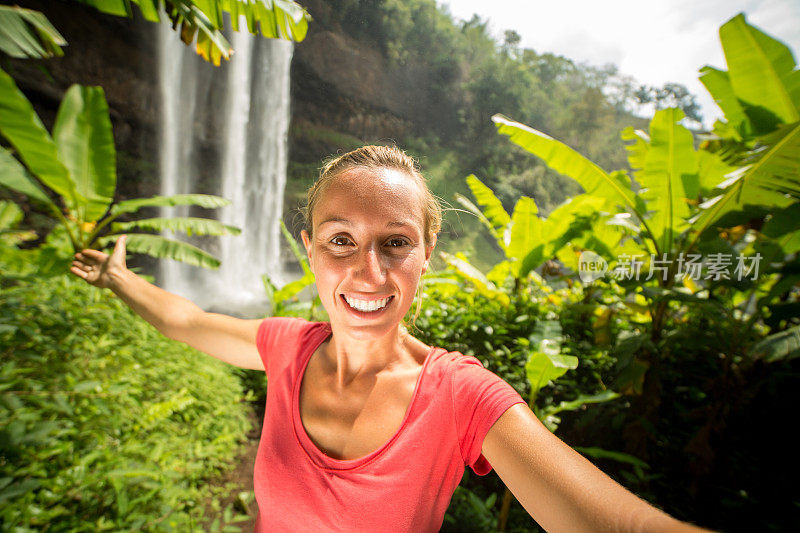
[71,145,708,532]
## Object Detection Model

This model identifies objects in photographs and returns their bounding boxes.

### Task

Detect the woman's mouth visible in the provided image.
[341,294,394,313]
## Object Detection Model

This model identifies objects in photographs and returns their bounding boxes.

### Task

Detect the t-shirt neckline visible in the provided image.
[291,322,437,471]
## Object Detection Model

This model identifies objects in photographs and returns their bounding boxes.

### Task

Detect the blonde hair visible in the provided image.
[303,145,441,246]
[302,145,442,326]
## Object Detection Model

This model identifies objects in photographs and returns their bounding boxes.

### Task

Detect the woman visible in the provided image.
[71,146,706,532]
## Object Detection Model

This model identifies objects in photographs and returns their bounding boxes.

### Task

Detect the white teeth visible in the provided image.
[344,295,391,312]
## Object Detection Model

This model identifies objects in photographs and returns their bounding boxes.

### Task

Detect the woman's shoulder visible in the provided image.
[259,316,330,333]
[257,317,331,352]
[423,344,491,378]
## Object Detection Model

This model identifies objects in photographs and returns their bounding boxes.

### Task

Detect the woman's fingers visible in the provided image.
[71,260,90,272]
[78,248,108,261]
[70,265,88,279]
[109,235,127,269]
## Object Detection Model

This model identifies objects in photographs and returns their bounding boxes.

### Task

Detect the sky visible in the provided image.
[438,0,800,128]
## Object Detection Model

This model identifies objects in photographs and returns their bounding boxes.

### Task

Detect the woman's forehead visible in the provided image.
[314,168,425,228]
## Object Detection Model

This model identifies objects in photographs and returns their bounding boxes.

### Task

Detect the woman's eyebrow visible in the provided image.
[319,217,349,227]
[318,218,420,230]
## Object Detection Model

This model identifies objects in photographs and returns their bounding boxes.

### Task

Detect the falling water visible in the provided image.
[157,20,293,316]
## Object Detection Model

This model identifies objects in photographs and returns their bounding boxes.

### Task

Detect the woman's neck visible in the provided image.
[322,323,429,389]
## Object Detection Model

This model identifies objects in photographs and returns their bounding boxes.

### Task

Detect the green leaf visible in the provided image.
[526,349,578,398]
[111,217,241,237]
[465,174,510,247]
[273,271,315,303]
[133,0,160,22]
[634,108,698,254]
[280,220,311,276]
[0,147,58,208]
[493,114,640,215]
[698,66,749,139]
[621,127,649,170]
[453,193,497,240]
[53,85,116,222]
[692,121,800,235]
[96,233,221,269]
[231,0,310,41]
[175,1,233,66]
[542,390,621,417]
[525,320,576,399]
[0,67,79,209]
[78,0,310,67]
[720,13,800,129]
[696,149,737,196]
[439,251,510,306]
[749,324,800,363]
[761,203,800,255]
[517,195,606,278]
[0,200,23,229]
[573,447,650,469]
[0,6,66,59]
[507,196,541,264]
[109,194,230,217]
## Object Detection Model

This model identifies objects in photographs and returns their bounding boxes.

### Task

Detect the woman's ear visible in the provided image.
[422,234,437,274]
[301,230,314,273]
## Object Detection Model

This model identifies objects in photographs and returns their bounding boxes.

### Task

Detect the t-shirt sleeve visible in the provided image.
[450,354,527,476]
[255,317,309,378]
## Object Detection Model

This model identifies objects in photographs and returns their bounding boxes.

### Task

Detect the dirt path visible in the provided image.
[204,411,262,531]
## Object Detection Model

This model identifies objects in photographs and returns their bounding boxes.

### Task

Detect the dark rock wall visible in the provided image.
[7,0,417,192]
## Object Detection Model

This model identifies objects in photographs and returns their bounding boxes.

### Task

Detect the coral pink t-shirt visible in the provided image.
[253,317,526,532]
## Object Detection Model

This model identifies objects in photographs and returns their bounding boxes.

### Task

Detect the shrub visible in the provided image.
[0,262,251,530]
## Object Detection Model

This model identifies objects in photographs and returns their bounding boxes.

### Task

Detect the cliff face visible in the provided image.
[7,1,421,191]
[289,0,425,163]
[8,1,159,202]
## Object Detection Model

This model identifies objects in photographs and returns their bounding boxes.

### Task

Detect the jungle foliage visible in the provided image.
[0,236,254,530]
[418,12,799,531]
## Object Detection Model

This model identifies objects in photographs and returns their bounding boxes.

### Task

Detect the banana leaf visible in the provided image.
[465,174,510,247]
[633,108,698,255]
[493,114,640,216]
[111,217,241,237]
[109,194,230,217]
[720,13,799,131]
[0,147,58,209]
[53,85,116,222]
[0,5,66,58]
[698,66,749,139]
[749,324,800,363]
[96,233,221,269]
[0,68,81,210]
[507,196,541,264]
[691,121,800,235]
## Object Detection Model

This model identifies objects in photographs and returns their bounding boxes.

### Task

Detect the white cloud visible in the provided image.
[439,0,800,127]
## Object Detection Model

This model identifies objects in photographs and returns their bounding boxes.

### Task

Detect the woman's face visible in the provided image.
[301,168,436,339]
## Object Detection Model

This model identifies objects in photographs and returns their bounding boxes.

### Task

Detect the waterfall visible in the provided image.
[157,20,293,316]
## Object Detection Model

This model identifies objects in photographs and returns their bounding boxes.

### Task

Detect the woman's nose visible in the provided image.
[355,247,386,285]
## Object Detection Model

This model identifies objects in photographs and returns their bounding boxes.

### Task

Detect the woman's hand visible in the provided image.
[70,235,128,289]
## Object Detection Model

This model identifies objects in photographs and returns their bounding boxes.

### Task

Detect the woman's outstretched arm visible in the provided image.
[71,235,264,371]
[482,403,710,533]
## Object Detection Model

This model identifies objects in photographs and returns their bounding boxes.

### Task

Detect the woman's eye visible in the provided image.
[330,236,351,246]
[386,238,409,248]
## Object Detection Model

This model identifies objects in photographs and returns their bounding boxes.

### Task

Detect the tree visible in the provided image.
[634,82,703,125]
